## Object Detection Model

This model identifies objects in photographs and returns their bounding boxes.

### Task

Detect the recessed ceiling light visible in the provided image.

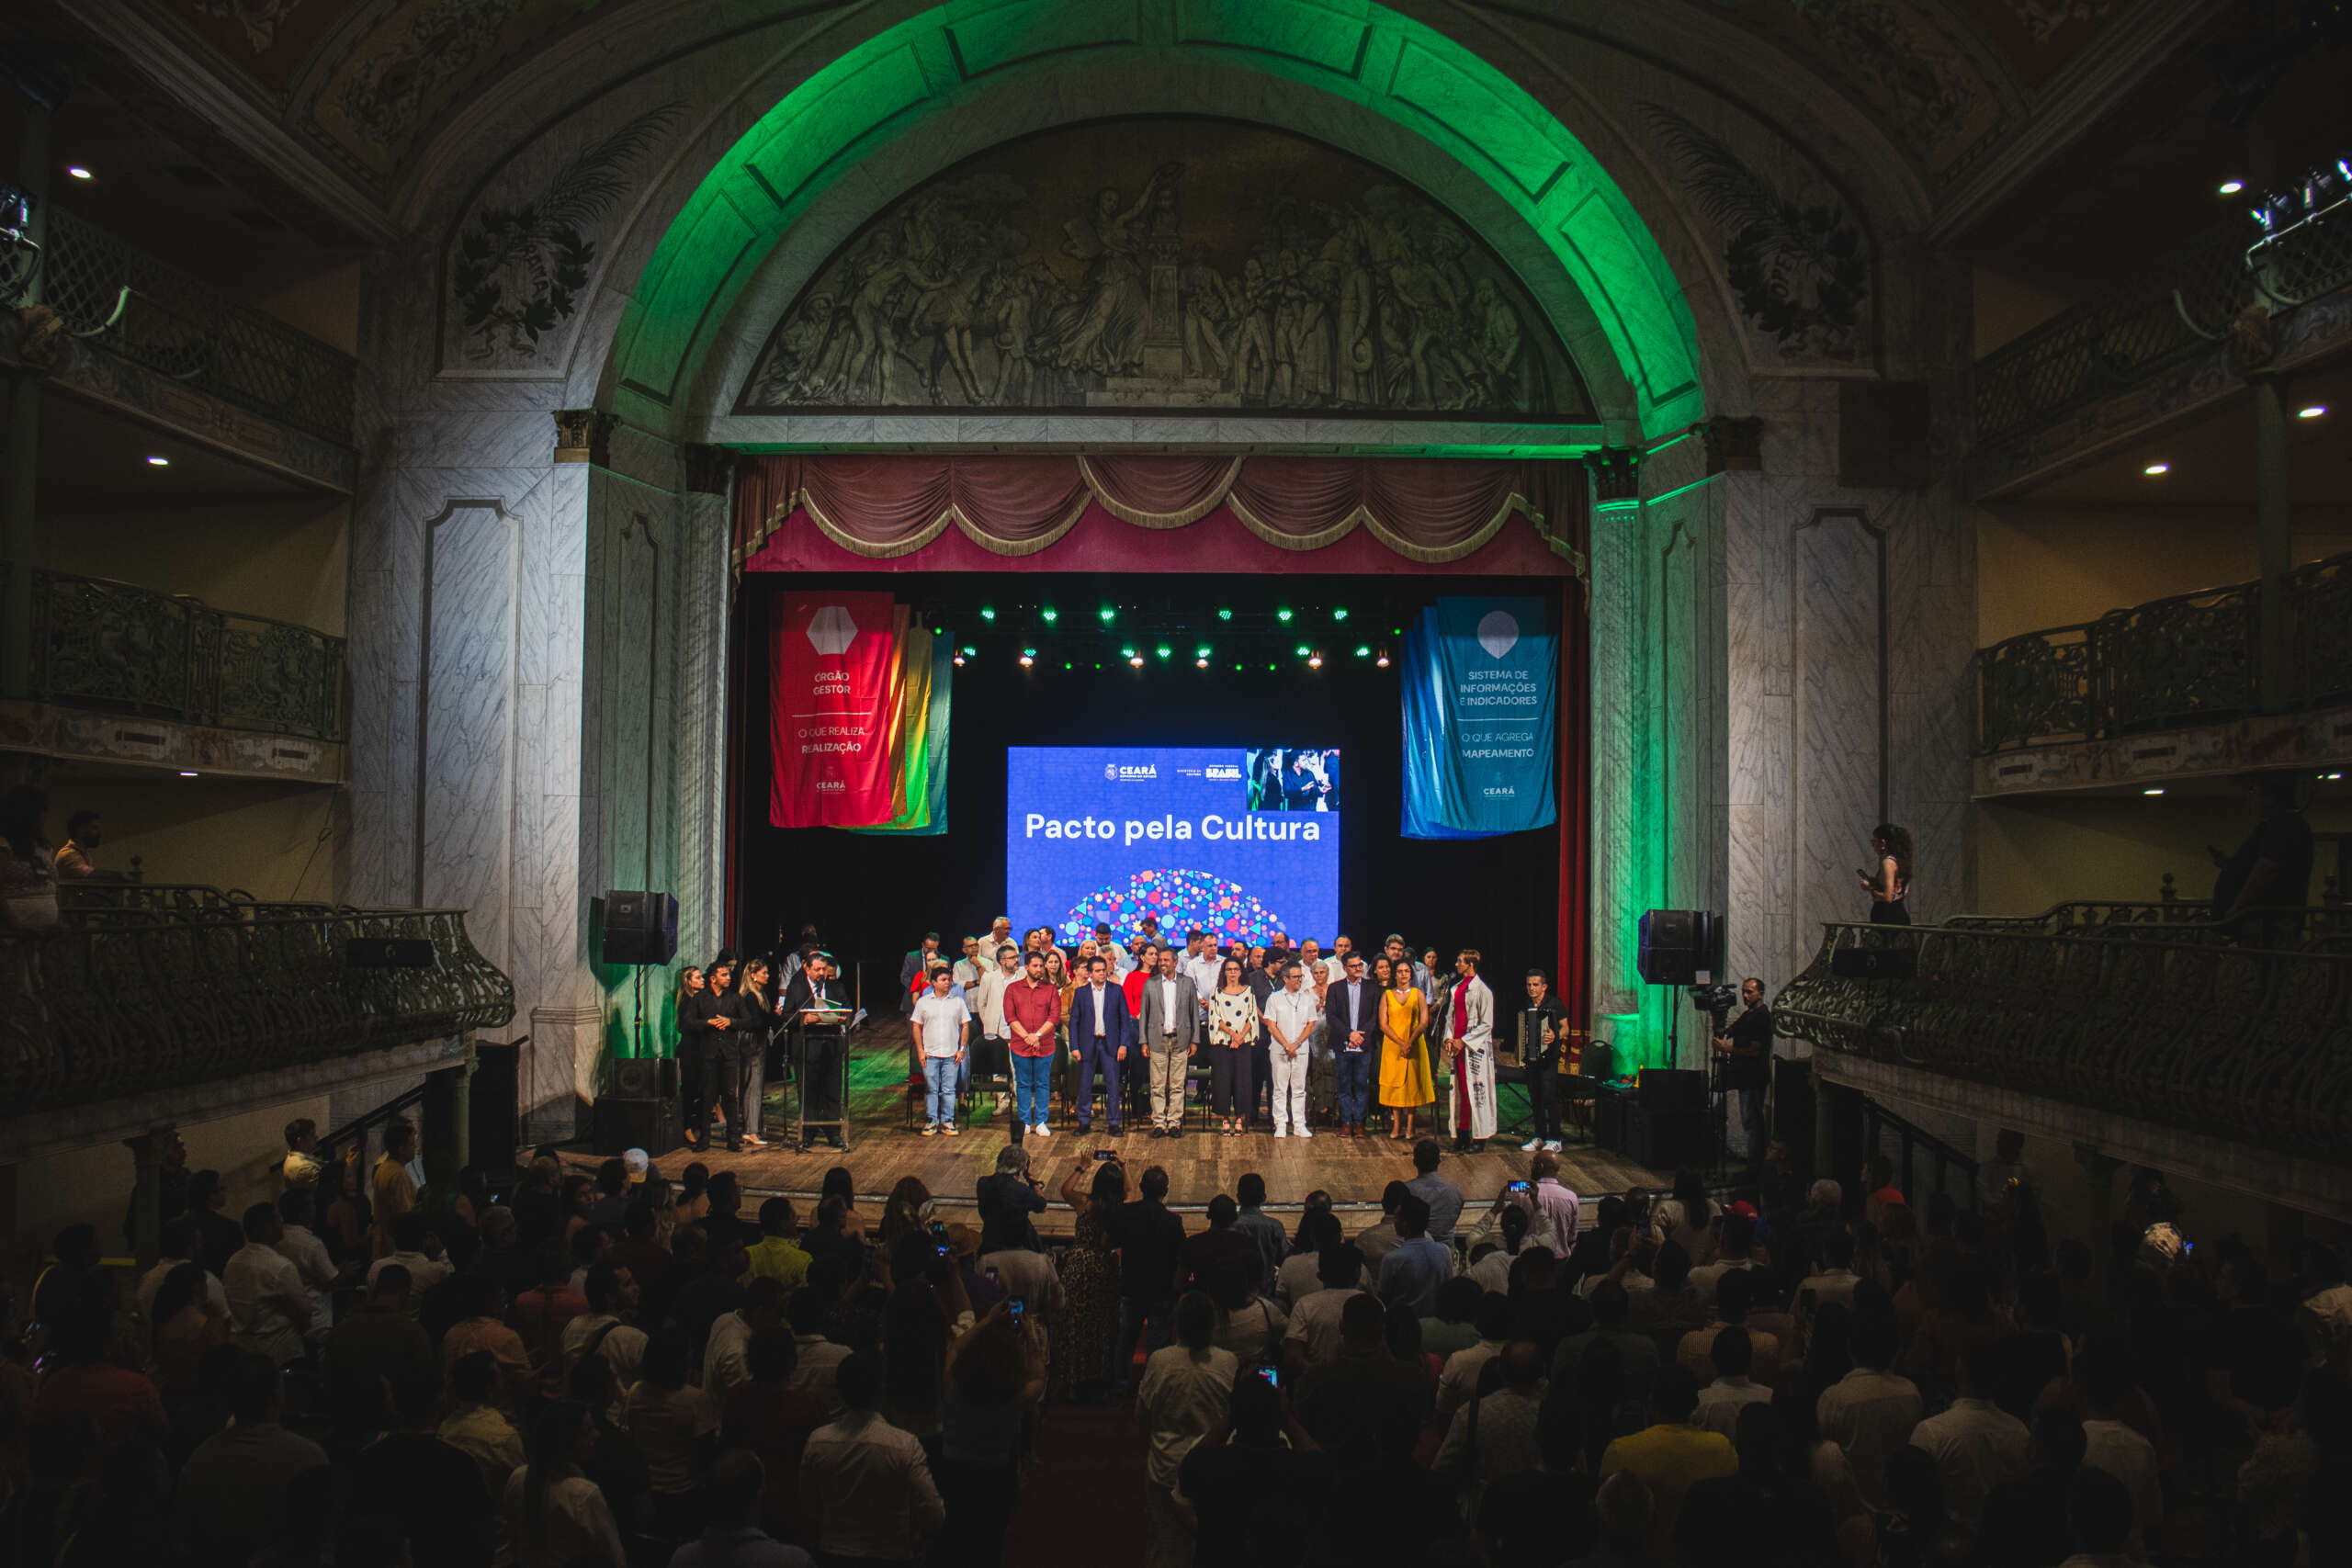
[2143,463,2170,476]
[2217,179,2244,195]
[2299,404,2328,419]
[65,164,93,181]
[2142,787,2165,795]
[177,771,198,778]
[145,456,170,467]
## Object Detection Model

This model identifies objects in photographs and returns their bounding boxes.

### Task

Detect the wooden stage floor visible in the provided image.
[597,1027,1666,1224]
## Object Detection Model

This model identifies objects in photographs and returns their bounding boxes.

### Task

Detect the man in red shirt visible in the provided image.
[1001,949,1063,1137]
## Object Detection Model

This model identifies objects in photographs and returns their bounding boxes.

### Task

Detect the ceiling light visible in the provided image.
[1155,645,1170,660]
[2143,463,2170,476]
[980,606,997,621]
[1307,652,1323,670]
[2142,787,2165,795]
[1195,657,1209,668]
[1277,608,1293,623]
[959,645,975,656]
[1376,649,1391,668]
[952,652,965,666]
[1097,607,1115,623]
[66,164,93,181]
[2218,179,2244,195]
[1333,607,1349,621]
[177,770,198,778]
[1295,643,1310,656]
[2325,773,2344,781]
[1194,646,1211,660]
[145,455,170,467]
[1128,654,1145,668]
[1217,608,1232,621]
[1018,652,1034,667]
[1121,646,1136,659]
[2299,404,2328,419]
[1040,606,1057,623]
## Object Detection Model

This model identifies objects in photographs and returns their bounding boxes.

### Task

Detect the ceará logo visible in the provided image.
[1204,764,1241,781]
[1114,763,1158,781]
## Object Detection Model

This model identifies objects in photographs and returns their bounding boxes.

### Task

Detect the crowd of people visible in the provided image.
[891,919,1581,1152]
[8,1102,2352,1568]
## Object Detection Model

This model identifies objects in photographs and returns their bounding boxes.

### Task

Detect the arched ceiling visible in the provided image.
[42,0,2201,240]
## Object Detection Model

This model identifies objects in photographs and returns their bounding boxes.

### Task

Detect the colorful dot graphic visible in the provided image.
[1058,868,1289,945]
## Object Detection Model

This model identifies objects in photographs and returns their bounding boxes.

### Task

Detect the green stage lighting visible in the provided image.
[1295,644,1310,656]
[1098,606,1115,623]
[980,606,996,621]
[1354,645,1371,657]
[1041,606,1057,623]
[1217,608,1233,621]
[959,646,975,656]
[1333,607,1349,621]
[1276,607,1294,622]
[1156,645,1171,660]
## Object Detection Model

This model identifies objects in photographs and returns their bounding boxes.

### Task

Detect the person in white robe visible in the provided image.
[1442,950,1497,1150]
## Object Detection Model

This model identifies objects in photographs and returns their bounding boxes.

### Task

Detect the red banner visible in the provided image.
[770,592,903,828]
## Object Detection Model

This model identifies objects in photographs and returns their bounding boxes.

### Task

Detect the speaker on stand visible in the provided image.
[598,892,683,1154]
[1637,909,1739,1175]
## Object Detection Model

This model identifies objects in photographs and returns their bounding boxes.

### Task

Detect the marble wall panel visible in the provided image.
[1792,511,1887,964]
[418,502,520,975]
[1588,498,1641,1022]
[674,491,731,973]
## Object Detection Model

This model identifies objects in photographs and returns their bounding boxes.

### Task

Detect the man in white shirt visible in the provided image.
[2077,1340,2163,1556]
[279,1117,324,1191]
[705,1276,788,1400]
[951,936,983,991]
[1263,961,1320,1137]
[1435,1294,1513,1421]
[365,1212,453,1314]
[971,943,1022,1116]
[1280,1247,1366,1369]
[1181,930,1223,1034]
[138,1213,229,1324]
[910,967,970,1135]
[1693,1326,1775,1438]
[1798,1228,1863,1318]
[1908,1341,2029,1535]
[272,1189,338,1344]
[1520,1151,1580,1251]
[785,1290,854,1416]
[800,1354,944,1562]
[223,1201,312,1366]
[1815,1312,1923,1512]
[1688,1211,1762,1308]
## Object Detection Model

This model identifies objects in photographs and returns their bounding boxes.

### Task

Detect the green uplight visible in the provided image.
[959,646,975,656]
[1156,645,1171,660]
[1217,608,1233,621]
[1333,607,1349,621]
[1121,647,1136,659]
[1354,645,1371,658]
[1098,607,1115,623]
[1041,606,1057,623]
[1021,648,1036,658]
[980,607,996,621]
[1195,646,1212,659]
[1295,644,1310,656]
[1277,608,1294,623]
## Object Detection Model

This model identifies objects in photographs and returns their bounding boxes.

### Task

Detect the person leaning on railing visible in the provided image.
[0,784,61,931]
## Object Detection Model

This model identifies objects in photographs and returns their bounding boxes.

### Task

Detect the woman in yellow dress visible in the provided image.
[1377,960,1430,1139]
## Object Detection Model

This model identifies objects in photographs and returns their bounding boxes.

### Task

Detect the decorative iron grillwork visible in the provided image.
[1774,921,2352,1160]
[3,900,513,1116]
[1973,547,2349,753]
[30,570,345,741]
[10,208,356,446]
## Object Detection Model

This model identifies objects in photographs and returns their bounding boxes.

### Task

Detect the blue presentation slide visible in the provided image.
[1005,746,1340,946]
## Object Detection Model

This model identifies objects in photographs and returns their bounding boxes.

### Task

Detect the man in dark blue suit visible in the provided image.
[1324,951,1377,1137]
[1068,953,1136,1133]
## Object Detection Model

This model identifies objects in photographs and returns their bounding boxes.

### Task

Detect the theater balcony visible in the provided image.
[1971,545,2352,798]
[1775,917,2352,1250]
[2,567,347,784]
[1,884,514,1265]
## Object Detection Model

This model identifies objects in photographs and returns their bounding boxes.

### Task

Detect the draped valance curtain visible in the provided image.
[731,454,1586,573]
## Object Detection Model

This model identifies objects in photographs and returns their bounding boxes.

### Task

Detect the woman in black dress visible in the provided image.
[1861,821,1914,925]
[730,956,779,1147]
[675,964,722,1148]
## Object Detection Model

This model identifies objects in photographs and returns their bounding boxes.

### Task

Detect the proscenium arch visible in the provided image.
[603,0,1703,438]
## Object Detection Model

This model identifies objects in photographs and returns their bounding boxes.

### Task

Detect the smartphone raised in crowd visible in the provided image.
[1009,1297,1026,1330]
[1096,1148,1118,1162]
[1255,1365,1279,1388]
[1508,1179,1531,1193]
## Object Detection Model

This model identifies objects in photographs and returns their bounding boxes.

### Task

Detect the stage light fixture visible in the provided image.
[953,652,965,666]
[1295,643,1310,656]
[1277,607,1293,622]
[1128,654,1145,668]
[177,770,198,778]
[2143,787,2165,795]
[1376,649,1391,667]
[1121,646,1136,659]
[145,455,170,467]
[1063,660,1073,670]
[1354,645,1370,658]
[1307,652,1323,669]
[1041,606,1058,623]
[2300,404,2329,419]
[1018,653,1034,667]
[2218,179,2244,195]
[1098,606,1115,623]
[66,164,92,180]
[1195,645,1211,659]
[1333,606,1349,621]
[1217,608,1232,620]
[1266,661,1275,671]
[981,606,997,621]
[2143,463,2170,476]
[1195,657,1208,668]
[960,645,976,656]
[1155,644,1170,660]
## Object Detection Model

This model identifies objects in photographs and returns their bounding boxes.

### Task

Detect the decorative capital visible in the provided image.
[2227,304,2277,377]
[1581,446,1641,503]
[682,443,731,496]
[1700,415,1763,473]
[552,409,615,466]
[13,304,72,373]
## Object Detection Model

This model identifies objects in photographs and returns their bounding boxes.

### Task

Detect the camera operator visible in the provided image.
[1711,977,1771,1167]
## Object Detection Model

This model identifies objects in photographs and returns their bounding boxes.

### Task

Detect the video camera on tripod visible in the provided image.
[1689,981,1738,1033]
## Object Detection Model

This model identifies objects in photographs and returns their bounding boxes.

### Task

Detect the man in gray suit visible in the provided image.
[1137,945,1200,1138]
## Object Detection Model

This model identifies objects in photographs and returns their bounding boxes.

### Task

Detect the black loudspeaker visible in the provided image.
[470,1042,520,1176]
[1637,909,1722,986]
[607,1057,680,1100]
[1833,946,1918,979]
[1580,1042,1614,1083]
[1637,1067,1706,1113]
[1626,1104,1710,1170]
[346,937,436,968]
[602,891,678,965]
[593,1094,682,1157]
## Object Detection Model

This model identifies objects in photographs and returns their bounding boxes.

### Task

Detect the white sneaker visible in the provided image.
[1273,1126,1288,1138]
[1032,1123,1049,1138]
[1543,1140,1563,1153]
[1521,1137,1544,1152]
[1296,1128,1311,1139]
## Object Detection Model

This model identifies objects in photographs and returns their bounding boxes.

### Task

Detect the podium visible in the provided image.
[792,1010,854,1149]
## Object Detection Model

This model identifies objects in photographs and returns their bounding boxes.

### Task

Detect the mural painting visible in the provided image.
[737,118,1593,420]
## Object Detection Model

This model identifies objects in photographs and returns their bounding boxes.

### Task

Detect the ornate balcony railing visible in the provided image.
[3,897,513,1116]
[1774,921,2352,1161]
[28,569,346,742]
[1973,206,2352,454]
[1973,547,2352,752]
[15,207,356,447]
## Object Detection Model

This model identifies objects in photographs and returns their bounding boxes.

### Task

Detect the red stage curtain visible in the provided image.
[731,454,1562,569]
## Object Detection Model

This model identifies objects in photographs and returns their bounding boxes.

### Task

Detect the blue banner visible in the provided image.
[1400,597,1556,839]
